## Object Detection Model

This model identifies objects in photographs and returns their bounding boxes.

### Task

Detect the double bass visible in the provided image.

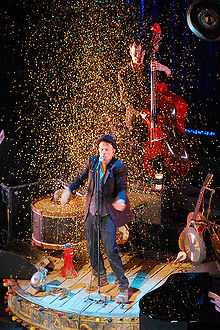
[141,23,192,178]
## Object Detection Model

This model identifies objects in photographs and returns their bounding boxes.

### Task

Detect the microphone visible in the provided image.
[99,155,105,162]
[96,155,104,168]
[96,155,106,174]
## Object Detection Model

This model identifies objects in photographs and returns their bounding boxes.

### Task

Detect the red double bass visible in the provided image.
[141,23,191,178]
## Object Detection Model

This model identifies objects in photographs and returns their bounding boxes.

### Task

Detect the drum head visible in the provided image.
[32,195,85,218]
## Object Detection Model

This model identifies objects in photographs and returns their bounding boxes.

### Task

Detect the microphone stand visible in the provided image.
[86,160,110,304]
[95,164,102,295]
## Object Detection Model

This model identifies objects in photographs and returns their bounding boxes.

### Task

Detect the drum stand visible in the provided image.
[87,165,110,304]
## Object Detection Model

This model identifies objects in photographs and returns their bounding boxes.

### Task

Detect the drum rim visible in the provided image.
[32,235,80,250]
[32,195,85,218]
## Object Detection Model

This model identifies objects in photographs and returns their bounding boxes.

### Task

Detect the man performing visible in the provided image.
[61,134,133,303]
[118,38,184,182]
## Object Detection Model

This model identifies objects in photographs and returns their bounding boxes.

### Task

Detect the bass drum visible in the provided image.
[32,195,85,250]
[127,190,163,253]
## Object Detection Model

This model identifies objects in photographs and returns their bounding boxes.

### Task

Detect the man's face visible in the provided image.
[98,141,115,164]
[129,42,145,65]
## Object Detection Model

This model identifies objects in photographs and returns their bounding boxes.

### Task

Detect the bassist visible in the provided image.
[118,36,172,183]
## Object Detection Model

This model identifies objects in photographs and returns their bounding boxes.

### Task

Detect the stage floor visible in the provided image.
[7,249,220,330]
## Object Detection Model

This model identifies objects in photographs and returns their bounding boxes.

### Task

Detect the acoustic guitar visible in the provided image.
[186,173,213,230]
[178,173,213,263]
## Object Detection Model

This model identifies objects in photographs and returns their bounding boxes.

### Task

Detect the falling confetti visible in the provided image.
[1,0,217,189]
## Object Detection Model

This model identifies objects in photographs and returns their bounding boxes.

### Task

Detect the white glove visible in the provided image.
[60,188,72,206]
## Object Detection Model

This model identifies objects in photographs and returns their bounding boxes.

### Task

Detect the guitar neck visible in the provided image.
[191,174,213,220]
[192,188,205,220]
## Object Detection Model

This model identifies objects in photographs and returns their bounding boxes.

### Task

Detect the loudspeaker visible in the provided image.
[0,182,39,242]
[140,314,188,330]
[139,272,211,330]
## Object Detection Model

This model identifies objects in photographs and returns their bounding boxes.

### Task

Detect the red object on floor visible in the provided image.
[60,244,78,278]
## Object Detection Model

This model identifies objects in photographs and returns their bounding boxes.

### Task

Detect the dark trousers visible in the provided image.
[85,213,129,290]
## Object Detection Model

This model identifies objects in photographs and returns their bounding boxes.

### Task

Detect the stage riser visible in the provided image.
[8,294,139,330]
[6,256,220,330]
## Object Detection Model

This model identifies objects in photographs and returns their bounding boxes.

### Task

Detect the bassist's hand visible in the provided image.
[152,60,172,77]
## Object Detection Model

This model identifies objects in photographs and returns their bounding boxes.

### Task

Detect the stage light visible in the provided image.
[185,128,216,136]
[187,0,220,41]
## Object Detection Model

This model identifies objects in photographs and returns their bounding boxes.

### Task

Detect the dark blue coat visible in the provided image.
[68,156,133,227]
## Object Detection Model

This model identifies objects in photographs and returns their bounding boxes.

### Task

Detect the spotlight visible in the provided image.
[187,0,220,41]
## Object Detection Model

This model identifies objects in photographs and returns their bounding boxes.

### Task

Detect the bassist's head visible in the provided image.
[129,40,146,67]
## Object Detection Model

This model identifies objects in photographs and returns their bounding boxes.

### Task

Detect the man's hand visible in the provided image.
[53,189,62,203]
[60,188,72,206]
[112,199,126,211]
